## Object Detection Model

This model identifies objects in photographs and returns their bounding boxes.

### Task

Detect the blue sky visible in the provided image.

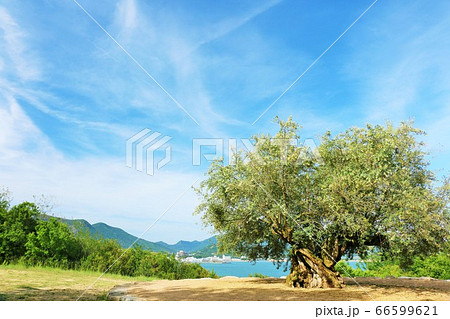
[0,0,449,243]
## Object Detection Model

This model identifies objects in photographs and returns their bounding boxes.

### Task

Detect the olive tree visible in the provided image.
[195,118,449,288]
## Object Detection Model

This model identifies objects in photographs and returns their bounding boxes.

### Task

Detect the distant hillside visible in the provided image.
[61,218,217,254]
[191,241,219,258]
[171,236,217,253]
[90,222,171,252]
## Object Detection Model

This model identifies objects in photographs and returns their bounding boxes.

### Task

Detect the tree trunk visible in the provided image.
[286,248,344,288]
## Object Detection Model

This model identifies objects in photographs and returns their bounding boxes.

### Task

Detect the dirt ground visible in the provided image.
[108,277,450,301]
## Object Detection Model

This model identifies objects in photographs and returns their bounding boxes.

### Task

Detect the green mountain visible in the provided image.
[62,218,216,254]
[90,222,171,252]
[191,241,219,258]
[171,237,217,253]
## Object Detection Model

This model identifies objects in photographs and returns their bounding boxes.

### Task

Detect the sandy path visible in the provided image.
[108,277,450,301]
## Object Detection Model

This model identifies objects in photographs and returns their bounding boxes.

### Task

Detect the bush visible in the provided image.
[133,250,216,279]
[0,194,220,280]
[0,202,40,262]
[79,238,123,273]
[178,262,216,279]
[409,253,450,279]
[76,236,216,279]
[249,272,268,278]
[336,252,450,280]
[24,218,83,268]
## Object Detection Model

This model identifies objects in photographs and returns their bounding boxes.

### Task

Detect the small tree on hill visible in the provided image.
[195,118,449,288]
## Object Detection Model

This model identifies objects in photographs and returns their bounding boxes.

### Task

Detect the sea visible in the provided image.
[200,260,362,278]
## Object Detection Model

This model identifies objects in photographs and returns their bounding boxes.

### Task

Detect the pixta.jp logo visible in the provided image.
[126,129,322,176]
[192,138,323,166]
[126,129,172,175]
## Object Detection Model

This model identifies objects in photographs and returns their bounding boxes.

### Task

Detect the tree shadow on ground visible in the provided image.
[128,285,370,301]
[344,277,450,291]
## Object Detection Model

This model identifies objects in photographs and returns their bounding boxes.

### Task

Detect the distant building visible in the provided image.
[184,256,201,263]
[222,255,232,263]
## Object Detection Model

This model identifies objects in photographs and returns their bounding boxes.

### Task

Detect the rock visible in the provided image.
[107,284,141,301]
[419,277,435,281]
[219,276,239,280]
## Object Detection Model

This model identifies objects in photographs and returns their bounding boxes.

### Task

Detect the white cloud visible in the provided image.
[100,0,285,133]
[116,0,138,35]
[0,85,208,243]
[0,90,207,242]
[0,4,211,243]
[0,7,40,81]
[0,95,210,242]
[0,150,206,242]
[187,0,283,57]
[0,95,54,160]
[341,3,450,124]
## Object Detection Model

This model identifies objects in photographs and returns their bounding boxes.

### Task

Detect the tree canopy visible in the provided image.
[0,199,40,262]
[195,118,450,288]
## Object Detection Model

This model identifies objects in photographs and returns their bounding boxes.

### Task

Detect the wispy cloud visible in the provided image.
[342,2,450,124]
[0,4,209,242]
[0,6,40,81]
[1,0,449,241]
[186,0,283,57]
[116,0,138,34]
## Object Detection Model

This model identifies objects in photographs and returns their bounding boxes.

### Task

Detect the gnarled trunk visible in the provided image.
[286,248,344,288]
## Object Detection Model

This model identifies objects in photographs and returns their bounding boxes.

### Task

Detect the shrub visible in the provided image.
[0,195,220,280]
[79,238,123,273]
[336,252,450,280]
[0,202,40,262]
[249,272,268,278]
[76,237,216,279]
[24,218,83,268]
[408,253,450,279]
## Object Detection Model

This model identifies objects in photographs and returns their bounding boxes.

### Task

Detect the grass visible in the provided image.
[0,264,156,301]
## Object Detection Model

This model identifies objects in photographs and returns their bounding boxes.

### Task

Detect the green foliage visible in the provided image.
[66,229,215,279]
[335,261,359,278]
[195,118,450,275]
[79,237,123,273]
[317,122,449,263]
[0,201,41,262]
[408,253,450,279]
[0,194,215,280]
[195,117,308,263]
[24,218,83,268]
[77,239,216,279]
[337,252,450,280]
[249,272,268,278]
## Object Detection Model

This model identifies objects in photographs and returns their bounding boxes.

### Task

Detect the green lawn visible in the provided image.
[0,264,156,301]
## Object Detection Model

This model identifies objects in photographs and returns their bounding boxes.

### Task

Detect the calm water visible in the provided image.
[200,261,361,278]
